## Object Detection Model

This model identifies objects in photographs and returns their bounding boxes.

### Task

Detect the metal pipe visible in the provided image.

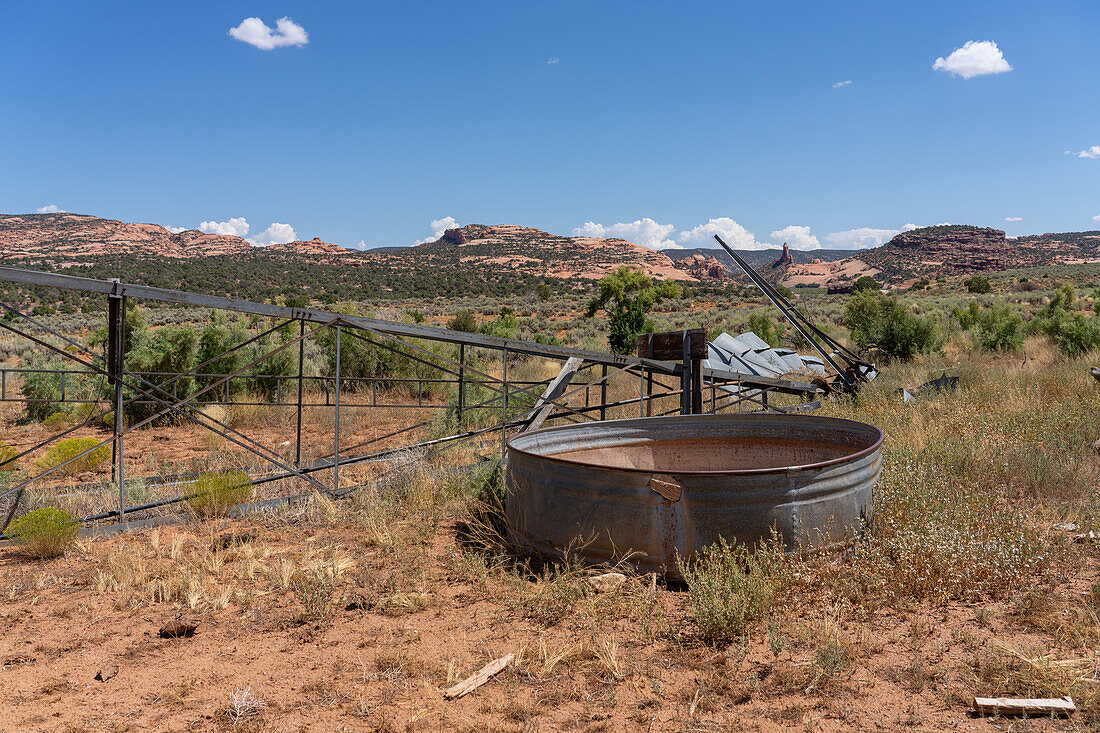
[295,320,305,466]
[334,323,341,494]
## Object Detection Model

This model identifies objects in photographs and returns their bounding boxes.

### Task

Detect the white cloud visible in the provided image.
[677,217,760,250]
[574,218,680,250]
[902,223,920,231]
[356,240,367,250]
[250,222,298,246]
[166,225,187,234]
[933,40,1012,78]
[414,216,459,245]
[1004,216,1023,222]
[1093,214,1100,222]
[1077,146,1100,159]
[197,217,296,245]
[832,80,852,88]
[229,17,308,50]
[770,225,820,251]
[546,57,559,64]
[199,217,250,238]
[825,226,904,250]
[35,204,64,214]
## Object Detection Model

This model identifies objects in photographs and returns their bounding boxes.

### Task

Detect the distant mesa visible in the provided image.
[266,236,348,255]
[2,213,1099,287]
[674,253,733,282]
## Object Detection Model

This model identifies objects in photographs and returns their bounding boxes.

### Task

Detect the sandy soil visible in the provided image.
[1,513,1094,732]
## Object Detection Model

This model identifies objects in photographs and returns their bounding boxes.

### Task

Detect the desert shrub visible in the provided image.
[530,332,561,346]
[20,357,71,422]
[195,310,248,400]
[953,301,1024,352]
[0,441,19,470]
[243,322,298,400]
[844,291,941,360]
[35,437,110,475]
[448,311,479,333]
[964,275,992,294]
[185,470,252,518]
[746,310,779,346]
[1054,314,1100,356]
[1028,284,1100,355]
[678,537,786,646]
[852,275,880,293]
[6,507,79,558]
[42,411,69,429]
[481,307,518,339]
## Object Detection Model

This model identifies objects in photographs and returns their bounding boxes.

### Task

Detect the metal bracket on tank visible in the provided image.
[649,475,682,502]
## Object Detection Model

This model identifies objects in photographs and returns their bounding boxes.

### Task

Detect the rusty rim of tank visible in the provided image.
[506,414,884,477]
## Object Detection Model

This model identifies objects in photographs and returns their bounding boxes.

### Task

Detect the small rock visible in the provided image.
[158,619,198,638]
[95,664,119,682]
[1053,523,1079,532]
[1075,532,1098,544]
[589,572,628,593]
[1092,439,1100,455]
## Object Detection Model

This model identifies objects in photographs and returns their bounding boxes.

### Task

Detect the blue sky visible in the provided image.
[2,1,1098,250]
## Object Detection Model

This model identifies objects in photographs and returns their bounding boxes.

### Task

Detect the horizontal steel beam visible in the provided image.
[0,266,818,394]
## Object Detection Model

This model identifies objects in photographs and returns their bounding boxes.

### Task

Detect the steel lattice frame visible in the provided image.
[0,266,820,534]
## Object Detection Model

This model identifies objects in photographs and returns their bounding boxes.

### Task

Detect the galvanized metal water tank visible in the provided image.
[505,414,883,578]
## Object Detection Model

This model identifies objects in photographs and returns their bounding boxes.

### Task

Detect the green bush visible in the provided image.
[746,311,779,346]
[0,441,19,470]
[1055,314,1100,356]
[35,437,111,476]
[1028,284,1100,355]
[964,275,992,294]
[844,291,941,360]
[481,307,518,339]
[6,507,79,558]
[851,275,880,293]
[677,537,785,646]
[953,301,1024,352]
[185,470,252,518]
[447,311,479,333]
[586,266,681,354]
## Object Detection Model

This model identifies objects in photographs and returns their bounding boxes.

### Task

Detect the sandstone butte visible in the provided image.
[4,214,1098,287]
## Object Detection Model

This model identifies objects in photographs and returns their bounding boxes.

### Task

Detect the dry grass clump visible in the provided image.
[93,527,357,615]
[844,443,1051,602]
[34,437,110,476]
[6,507,79,558]
[818,345,1099,604]
[185,470,252,518]
[677,537,790,646]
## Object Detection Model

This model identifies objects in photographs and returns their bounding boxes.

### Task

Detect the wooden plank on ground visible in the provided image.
[444,653,514,699]
[971,696,1075,716]
[519,357,583,432]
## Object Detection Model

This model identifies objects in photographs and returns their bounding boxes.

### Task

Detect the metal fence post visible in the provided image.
[107,281,127,524]
[333,323,341,493]
[295,320,305,466]
[457,343,466,427]
[501,348,508,460]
